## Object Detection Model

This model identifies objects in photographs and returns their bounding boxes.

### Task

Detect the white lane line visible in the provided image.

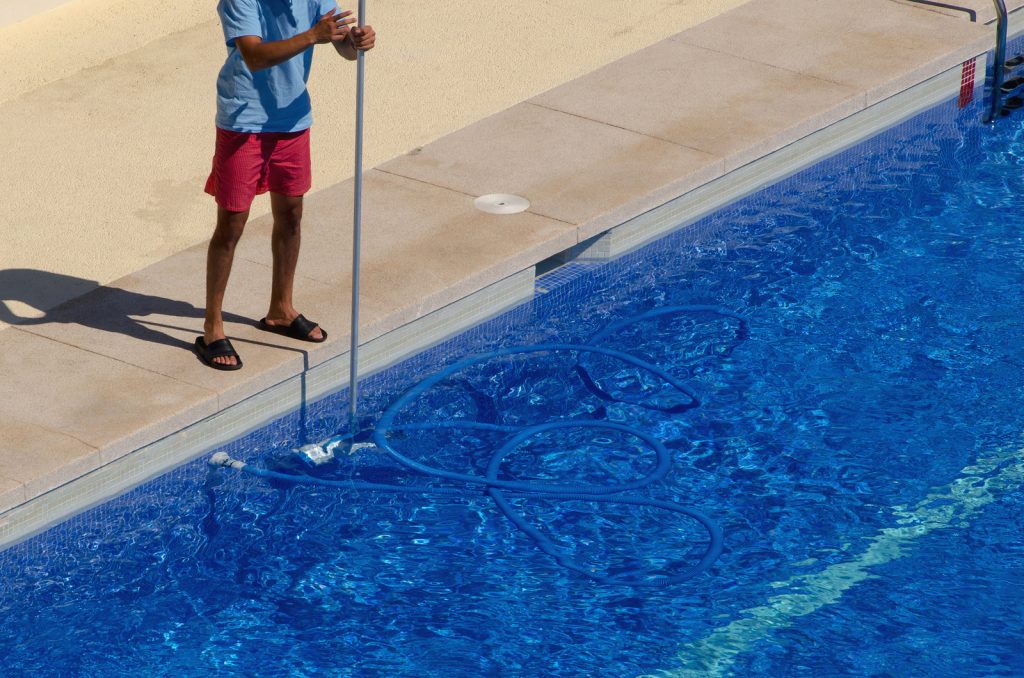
[645,444,1024,678]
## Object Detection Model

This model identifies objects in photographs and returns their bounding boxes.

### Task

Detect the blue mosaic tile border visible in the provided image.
[535,261,602,295]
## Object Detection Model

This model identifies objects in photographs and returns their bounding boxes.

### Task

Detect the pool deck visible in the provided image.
[0,0,1018,545]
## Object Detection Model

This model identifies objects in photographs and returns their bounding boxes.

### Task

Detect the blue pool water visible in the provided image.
[3,96,1024,676]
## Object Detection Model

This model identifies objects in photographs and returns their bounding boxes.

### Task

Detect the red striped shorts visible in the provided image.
[204,127,312,212]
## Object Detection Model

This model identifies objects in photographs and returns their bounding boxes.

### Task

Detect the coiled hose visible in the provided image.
[211,305,748,586]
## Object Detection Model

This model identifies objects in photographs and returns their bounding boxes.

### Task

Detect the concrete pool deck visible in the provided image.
[0,0,752,324]
[0,0,1020,546]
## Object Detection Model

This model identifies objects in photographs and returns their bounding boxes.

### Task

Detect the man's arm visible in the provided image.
[235,9,354,72]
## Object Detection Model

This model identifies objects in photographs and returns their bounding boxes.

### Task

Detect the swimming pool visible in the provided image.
[2,92,1022,675]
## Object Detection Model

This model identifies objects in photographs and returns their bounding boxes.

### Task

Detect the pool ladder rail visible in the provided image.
[905,1,1013,122]
[986,0,1013,121]
[997,53,1024,114]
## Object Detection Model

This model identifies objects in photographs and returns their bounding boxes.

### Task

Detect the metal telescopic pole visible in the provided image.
[349,0,366,429]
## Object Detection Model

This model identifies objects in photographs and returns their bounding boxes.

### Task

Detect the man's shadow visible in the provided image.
[3,268,325,447]
[0,268,251,351]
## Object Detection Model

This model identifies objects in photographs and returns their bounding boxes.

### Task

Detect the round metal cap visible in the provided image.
[474,193,530,215]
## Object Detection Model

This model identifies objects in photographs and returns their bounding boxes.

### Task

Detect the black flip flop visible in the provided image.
[194,336,243,371]
[258,314,328,343]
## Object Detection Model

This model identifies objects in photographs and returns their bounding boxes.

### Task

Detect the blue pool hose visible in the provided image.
[211,306,748,587]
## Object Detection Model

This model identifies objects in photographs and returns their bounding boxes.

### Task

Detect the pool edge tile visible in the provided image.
[0,478,27,516]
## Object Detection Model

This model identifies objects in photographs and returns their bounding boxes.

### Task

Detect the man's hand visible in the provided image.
[347,26,376,52]
[310,8,355,45]
[334,22,375,60]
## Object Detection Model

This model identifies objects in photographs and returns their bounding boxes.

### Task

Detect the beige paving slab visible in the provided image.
[677,0,992,106]
[0,328,218,463]
[377,102,724,236]
[12,248,332,407]
[234,170,580,333]
[0,420,99,512]
[530,39,864,176]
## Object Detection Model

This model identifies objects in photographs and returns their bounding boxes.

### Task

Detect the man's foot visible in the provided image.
[195,336,243,370]
[258,313,327,342]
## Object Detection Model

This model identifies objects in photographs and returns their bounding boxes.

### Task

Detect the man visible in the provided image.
[196,0,376,370]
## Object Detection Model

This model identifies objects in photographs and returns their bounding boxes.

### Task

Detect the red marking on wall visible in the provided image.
[959,58,976,108]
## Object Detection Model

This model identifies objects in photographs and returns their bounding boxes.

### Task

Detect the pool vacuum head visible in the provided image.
[294,435,376,466]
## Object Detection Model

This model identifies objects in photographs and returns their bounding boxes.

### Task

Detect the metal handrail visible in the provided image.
[904,0,977,22]
[987,0,1008,123]
[905,1,1010,122]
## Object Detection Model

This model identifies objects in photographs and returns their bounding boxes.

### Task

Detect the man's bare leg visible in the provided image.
[262,192,323,340]
[203,205,250,367]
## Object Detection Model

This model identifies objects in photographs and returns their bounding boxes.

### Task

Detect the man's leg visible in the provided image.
[262,192,323,340]
[203,205,250,367]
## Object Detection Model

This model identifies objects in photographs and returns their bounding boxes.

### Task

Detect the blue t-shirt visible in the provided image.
[215,0,340,133]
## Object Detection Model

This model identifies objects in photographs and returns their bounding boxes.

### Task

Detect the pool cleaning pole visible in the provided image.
[349,0,367,428]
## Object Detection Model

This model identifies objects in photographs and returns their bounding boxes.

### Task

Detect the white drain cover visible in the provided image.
[474,193,530,214]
